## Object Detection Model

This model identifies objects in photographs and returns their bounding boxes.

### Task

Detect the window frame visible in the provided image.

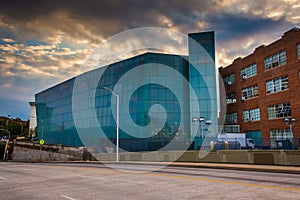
[264,50,286,70]
[268,102,291,119]
[266,75,288,94]
[225,112,238,124]
[241,63,257,80]
[223,73,235,85]
[270,129,291,148]
[243,108,260,122]
[226,92,236,104]
[242,85,258,100]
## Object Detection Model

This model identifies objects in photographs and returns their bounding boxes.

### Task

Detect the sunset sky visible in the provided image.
[0,0,299,119]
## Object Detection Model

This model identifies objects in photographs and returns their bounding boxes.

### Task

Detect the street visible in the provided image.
[0,162,300,200]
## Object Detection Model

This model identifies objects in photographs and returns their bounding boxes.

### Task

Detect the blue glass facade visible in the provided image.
[188,32,218,149]
[35,32,217,151]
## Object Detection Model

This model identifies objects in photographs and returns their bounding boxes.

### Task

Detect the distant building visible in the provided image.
[219,27,300,148]
[29,102,37,138]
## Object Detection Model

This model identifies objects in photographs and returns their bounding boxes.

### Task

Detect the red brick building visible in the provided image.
[219,27,300,149]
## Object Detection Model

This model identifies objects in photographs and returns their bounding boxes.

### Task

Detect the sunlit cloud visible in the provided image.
[0,0,299,119]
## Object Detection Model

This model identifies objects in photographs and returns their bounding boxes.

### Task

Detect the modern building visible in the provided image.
[219,27,300,149]
[35,31,218,151]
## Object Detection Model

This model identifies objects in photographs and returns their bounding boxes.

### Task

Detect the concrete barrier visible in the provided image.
[10,142,300,166]
[11,142,92,162]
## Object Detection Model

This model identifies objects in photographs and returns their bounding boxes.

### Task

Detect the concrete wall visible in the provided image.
[91,150,300,166]
[95,150,300,166]
[11,142,300,166]
[11,142,92,162]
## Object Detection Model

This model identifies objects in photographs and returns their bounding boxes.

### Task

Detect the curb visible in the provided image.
[9,160,300,174]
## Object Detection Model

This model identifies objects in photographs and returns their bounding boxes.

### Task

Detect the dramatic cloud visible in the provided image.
[0,0,299,119]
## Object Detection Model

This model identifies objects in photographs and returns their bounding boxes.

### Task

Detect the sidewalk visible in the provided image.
[168,162,300,174]
[51,160,300,174]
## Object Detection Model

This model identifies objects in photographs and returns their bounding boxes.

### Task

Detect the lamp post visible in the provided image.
[102,87,119,162]
[6,115,10,139]
[0,129,10,161]
[283,117,296,149]
[192,117,212,147]
[40,119,44,140]
[35,117,44,162]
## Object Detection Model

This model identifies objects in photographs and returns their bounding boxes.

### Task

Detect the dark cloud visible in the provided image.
[0,0,299,119]
[0,1,219,37]
[0,0,296,43]
[210,13,288,41]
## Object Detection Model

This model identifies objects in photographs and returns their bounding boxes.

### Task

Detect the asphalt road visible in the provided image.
[1,162,300,200]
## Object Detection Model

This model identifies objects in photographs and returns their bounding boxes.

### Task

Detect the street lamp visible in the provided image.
[283,117,296,149]
[34,117,44,162]
[192,117,212,145]
[6,115,10,139]
[102,87,119,162]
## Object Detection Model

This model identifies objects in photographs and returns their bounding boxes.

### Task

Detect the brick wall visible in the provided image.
[219,28,300,147]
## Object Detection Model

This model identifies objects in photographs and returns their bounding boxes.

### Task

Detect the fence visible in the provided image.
[87,137,300,152]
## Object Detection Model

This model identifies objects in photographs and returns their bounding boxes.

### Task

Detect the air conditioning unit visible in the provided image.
[241,97,246,101]
[227,81,232,85]
[242,75,247,80]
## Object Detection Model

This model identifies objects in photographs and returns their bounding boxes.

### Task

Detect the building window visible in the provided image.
[297,43,300,58]
[243,108,260,122]
[223,73,235,85]
[264,50,286,70]
[268,102,291,119]
[266,75,288,94]
[223,125,240,133]
[226,92,236,104]
[225,112,237,124]
[242,85,258,100]
[270,129,291,148]
[241,63,257,80]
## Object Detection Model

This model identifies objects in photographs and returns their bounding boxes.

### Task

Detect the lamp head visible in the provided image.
[205,120,212,125]
[199,117,205,122]
[192,117,199,123]
[283,118,289,123]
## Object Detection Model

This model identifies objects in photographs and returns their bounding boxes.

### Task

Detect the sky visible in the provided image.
[0,0,299,120]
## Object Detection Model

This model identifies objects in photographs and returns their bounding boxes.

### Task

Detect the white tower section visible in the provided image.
[29,102,37,138]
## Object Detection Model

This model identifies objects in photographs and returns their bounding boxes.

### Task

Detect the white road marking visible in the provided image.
[76,174,107,180]
[0,176,7,180]
[60,195,77,200]
[23,168,34,171]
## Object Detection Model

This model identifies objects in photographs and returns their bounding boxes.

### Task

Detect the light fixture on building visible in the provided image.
[192,117,212,142]
[283,117,296,149]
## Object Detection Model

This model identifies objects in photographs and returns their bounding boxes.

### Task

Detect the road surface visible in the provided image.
[0,162,300,200]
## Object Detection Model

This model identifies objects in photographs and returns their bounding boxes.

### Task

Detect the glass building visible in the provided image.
[35,31,218,152]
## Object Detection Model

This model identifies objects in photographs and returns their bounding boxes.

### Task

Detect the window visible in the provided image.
[223,125,240,133]
[264,50,286,69]
[266,75,288,94]
[297,43,300,58]
[243,108,260,122]
[242,85,258,100]
[225,112,237,124]
[226,92,236,104]
[241,63,257,79]
[223,73,235,85]
[270,129,291,148]
[268,102,291,119]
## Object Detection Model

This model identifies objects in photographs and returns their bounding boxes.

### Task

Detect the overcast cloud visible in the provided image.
[0,0,299,119]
